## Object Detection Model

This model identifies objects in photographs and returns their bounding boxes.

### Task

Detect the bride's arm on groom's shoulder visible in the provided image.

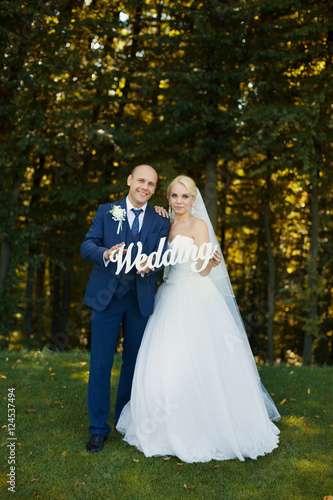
[154,206,175,226]
[154,206,169,218]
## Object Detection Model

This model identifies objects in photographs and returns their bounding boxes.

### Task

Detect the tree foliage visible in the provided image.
[0,0,332,362]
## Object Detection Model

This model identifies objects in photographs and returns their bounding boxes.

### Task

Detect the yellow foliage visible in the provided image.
[119,77,126,89]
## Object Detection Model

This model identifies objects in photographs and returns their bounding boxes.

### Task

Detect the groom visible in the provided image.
[81,164,170,452]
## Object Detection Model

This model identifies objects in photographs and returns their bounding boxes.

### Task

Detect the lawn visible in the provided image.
[0,350,332,499]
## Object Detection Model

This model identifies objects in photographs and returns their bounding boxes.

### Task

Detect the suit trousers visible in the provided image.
[88,288,149,436]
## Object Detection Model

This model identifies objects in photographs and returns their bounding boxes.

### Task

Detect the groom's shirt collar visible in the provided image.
[126,197,147,214]
[126,197,147,231]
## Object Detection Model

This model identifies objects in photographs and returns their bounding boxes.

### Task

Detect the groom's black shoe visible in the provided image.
[86,434,107,453]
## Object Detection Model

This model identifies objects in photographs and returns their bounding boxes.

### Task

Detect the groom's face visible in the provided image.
[127,165,157,207]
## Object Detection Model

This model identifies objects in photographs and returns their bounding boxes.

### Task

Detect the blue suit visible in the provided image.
[81,198,170,435]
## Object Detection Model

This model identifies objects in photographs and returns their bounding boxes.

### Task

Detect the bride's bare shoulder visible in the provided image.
[192,216,207,228]
[190,217,208,236]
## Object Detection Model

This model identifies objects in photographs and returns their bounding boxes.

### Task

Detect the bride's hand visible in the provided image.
[154,206,169,218]
[209,249,222,268]
[136,258,154,274]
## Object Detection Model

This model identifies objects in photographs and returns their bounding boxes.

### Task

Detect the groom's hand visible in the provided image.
[136,258,155,274]
[104,243,127,261]
[137,267,154,274]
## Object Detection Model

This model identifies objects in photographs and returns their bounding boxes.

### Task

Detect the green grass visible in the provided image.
[0,350,332,500]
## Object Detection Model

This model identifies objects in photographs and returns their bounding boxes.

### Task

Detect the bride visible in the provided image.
[116,175,280,463]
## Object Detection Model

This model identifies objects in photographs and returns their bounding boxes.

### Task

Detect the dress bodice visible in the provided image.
[164,235,207,284]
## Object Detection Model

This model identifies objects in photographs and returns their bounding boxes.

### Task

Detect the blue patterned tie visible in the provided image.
[131,208,142,240]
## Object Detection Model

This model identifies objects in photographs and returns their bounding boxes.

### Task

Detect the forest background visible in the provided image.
[0,0,332,365]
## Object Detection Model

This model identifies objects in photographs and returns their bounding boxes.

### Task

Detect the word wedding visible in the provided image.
[109,235,218,274]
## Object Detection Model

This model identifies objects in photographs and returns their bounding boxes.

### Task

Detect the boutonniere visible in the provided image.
[108,205,126,234]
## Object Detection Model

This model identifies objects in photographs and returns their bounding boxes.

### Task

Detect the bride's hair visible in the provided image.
[167,175,197,198]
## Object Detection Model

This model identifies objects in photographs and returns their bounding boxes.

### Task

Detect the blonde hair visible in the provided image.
[167,175,197,198]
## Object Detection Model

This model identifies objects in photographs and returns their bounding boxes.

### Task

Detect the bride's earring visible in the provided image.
[190,205,195,215]
[168,206,173,218]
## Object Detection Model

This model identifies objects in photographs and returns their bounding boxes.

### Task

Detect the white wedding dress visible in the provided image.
[117,235,280,463]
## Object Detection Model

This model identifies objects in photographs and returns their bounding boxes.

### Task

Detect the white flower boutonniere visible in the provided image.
[108,205,126,234]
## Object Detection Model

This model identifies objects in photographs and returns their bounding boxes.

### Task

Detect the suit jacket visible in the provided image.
[80,198,170,316]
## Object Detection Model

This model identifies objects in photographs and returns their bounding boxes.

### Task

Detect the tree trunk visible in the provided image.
[50,264,61,350]
[36,261,46,347]
[0,179,21,299]
[204,157,218,230]
[0,240,10,298]
[303,177,319,364]
[264,177,275,365]
[59,271,71,351]
[25,265,34,341]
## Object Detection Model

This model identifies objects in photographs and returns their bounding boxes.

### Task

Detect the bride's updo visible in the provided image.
[167,175,197,198]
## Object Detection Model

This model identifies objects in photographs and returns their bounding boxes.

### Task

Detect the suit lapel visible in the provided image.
[125,217,133,246]
[139,204,154,247]
[108,198,127,243]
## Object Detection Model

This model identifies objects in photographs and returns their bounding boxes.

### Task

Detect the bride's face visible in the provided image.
[168,183,195,215]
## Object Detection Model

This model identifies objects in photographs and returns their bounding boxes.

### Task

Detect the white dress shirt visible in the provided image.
[103,197,147,267]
